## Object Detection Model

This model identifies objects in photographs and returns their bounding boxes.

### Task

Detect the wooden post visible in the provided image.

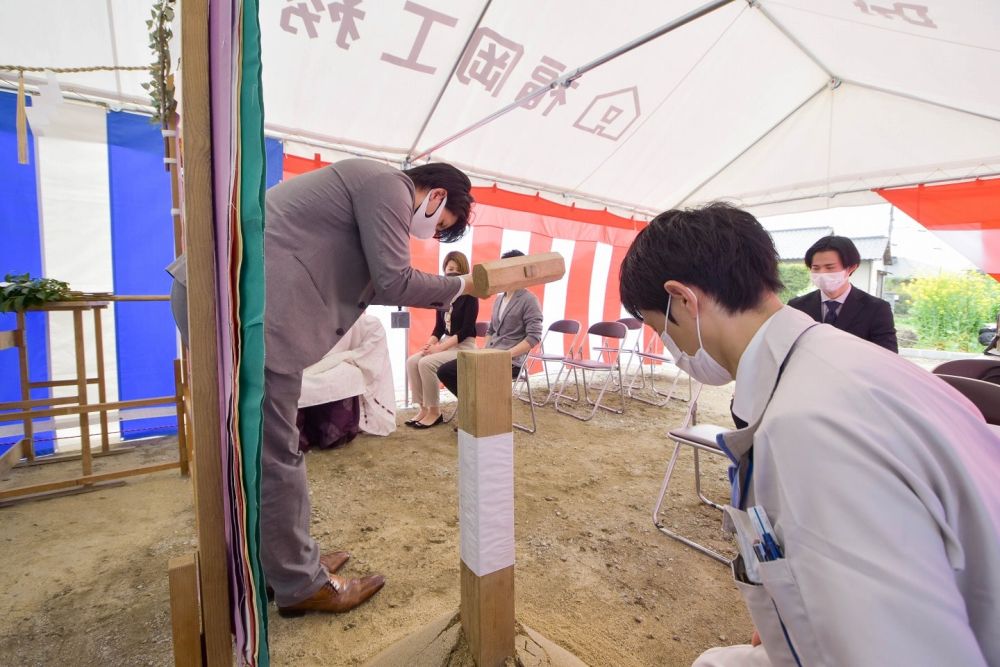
[169,553,204,667]
[0,439,25,477]
[72,309,92,477]
[457,350,516,667]
[16,310,34,461]
[93,307,110,453]
[181,0,234,663]
[174,359,189,476]
[166,111,184,258]
[0,461,181,502]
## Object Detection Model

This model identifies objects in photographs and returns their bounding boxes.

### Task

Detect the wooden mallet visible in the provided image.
[470,251,565,298]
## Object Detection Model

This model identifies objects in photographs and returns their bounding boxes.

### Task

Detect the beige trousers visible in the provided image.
[406,338,477,407]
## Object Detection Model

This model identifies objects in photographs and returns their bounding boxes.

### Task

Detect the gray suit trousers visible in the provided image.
[261,367,329,605]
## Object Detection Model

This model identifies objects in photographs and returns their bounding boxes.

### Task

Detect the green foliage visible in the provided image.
[778,262,811,304]
[1,273,71,312]
[142,0,177,125]
[902,272,1000,351]
[883,276,913,316]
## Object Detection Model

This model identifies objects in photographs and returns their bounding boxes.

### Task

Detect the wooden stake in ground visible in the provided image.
[457,349,516,667]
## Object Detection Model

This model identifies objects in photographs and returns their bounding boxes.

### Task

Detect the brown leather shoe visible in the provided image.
[266,550,351,601]
[277,573,385,617]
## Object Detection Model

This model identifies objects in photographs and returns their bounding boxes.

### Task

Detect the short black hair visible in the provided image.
[403,162,474,243]
[619,203,783,320]
[501,249,525,259]
[803,235,860,269]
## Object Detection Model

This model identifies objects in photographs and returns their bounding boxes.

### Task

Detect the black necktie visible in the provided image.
[824,301,840,325]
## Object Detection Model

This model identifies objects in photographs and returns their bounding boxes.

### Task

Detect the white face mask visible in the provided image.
[660,293,733,386]
[810,270,848,295]
[410,191,447,240]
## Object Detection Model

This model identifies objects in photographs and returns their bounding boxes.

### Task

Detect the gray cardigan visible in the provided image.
[485,289,543,367]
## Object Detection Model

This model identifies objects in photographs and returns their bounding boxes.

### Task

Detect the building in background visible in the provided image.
[769,226,891,297]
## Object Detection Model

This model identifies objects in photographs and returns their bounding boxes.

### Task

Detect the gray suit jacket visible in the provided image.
[485,289,544,367]
[264,159,462,374]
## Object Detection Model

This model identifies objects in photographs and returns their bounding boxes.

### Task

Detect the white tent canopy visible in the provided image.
[3,0,1000,217]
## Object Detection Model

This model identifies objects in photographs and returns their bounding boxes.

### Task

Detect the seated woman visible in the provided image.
[405,251,479,428]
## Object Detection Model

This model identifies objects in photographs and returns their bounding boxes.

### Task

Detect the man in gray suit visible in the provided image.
[263,159,476,616]
[437,250,544,398]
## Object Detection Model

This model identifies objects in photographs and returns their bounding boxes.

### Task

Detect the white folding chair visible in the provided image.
[652,384,734,564]
[552,321,628,421]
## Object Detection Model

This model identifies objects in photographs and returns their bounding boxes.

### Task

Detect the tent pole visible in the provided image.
[753,2,834,78]
[744,172,1000,209]
[405,0,494,166]
[409,0,738,163]
[673,82,828,207]
[839,78,1000,124]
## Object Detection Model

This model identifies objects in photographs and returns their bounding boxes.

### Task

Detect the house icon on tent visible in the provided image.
[573,86,641,141]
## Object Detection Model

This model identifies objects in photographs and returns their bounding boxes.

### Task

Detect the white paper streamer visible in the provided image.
[458,429,515,577]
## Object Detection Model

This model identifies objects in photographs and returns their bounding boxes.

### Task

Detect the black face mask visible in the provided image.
[445,271,461,277]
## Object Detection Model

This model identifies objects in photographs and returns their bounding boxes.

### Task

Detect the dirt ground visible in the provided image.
[0,374,752,667]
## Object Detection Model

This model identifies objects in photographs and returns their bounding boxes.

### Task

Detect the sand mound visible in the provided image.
[366,610,588,667]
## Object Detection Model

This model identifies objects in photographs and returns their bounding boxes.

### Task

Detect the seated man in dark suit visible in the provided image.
[788,235,898,352]
[436,249,544,401]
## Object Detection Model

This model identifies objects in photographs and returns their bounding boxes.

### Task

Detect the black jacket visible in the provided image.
[788,287,898,353]
[431,294,479,344]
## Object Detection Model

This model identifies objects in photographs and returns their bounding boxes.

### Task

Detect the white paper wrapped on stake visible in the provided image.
[458,429,515,577]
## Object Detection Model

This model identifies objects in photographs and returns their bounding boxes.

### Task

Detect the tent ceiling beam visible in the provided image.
[753,1,834,78]
[405,0,493,164]
[265,128,407,164]
[568,2,750,204]
[439,156,663,217]
[267,128,661,217]
[746,171,1000,209]
[0,74,152,113]
[264,122,408,157]
[410,0,738,163]
[104,0,124,100]
[840,78,1000,124]
[675,82,829,207]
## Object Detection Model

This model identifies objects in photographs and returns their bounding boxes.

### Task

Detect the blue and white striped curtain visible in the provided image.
[0,90,283,452]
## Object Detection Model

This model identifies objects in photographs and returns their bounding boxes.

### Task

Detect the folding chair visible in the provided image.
[511,352,538,434]
[652,383,734,564]
[597,318,642,387]
[552,321,628,421]
[934,374,1000,425]
[520,319,582,407]
[627,334,691,406]
[932,357,1000,386]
